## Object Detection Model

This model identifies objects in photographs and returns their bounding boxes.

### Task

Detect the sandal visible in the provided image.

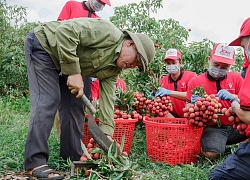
[28,165,64,180]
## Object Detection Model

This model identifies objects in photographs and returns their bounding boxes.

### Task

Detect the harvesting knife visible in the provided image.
[81,94,112,153]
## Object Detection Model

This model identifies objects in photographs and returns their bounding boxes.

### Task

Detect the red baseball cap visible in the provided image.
[229,18,250,46]
[211,43,235,65]
[163,48,182,61]
[100,0,111,6]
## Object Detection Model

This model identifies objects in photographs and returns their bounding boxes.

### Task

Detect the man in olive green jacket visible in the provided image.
[24,18,155,179]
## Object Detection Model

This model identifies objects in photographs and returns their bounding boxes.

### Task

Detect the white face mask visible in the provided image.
[208,66,229,78]
[90,0,104,12]
[166,64,179,74]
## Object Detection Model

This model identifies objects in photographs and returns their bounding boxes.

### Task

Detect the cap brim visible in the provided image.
[101,0,111,6]
[212,55,235,65]
[123,30,148,73]
[229,37,241,46]
[163,56,179,61]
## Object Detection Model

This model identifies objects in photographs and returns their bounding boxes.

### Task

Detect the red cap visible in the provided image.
[100,0,111,6]
[163,48,181,61]
[229,18,250,46]
[211,43,235,65]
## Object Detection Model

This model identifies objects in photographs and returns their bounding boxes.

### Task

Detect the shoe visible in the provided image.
[27,165,64,180]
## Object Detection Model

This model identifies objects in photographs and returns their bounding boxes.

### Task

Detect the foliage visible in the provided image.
[182,39,214,74]
[110,0,213,94]
[114,89,136,113]
[231,47,245,73]
[78,139,136,179]
[0,0,38,97]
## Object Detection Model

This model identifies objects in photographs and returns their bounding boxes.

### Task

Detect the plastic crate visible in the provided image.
[143,117,203,166]
[82,117,138,154]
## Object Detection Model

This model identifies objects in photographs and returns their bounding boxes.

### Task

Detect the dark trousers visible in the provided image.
[209,142,250,180]
[58,76,91,160]
[24,30,87,170]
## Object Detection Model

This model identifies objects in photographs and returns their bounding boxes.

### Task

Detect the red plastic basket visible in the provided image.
[82,117,138,154]
[143,117,203,166]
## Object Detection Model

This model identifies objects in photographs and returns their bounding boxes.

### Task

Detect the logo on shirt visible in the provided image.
[228,83,233,89]
[181,82,186,89]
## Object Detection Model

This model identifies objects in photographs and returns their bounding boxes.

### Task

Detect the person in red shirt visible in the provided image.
[58,0,111,20]
[209,17,250,180]
[186,43,247,161]
[91,77,127,101]
[56,0,111,166]
[155,48,196,118]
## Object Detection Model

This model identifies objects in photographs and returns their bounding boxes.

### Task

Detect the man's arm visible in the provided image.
[170,91,187,101]
[98,75,118,137]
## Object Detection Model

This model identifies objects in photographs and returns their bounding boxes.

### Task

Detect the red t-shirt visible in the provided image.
[57,0,99,20]
[239,67,250,110]
[91,79,100,100]
[115,78,127,92]
[160,71,196,117]
[91,79,126,100]
[186,72,244,126]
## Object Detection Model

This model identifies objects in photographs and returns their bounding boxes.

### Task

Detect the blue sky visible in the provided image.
[6,0,250,45]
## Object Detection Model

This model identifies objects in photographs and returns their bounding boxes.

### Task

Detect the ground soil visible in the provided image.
[1,171,71,180]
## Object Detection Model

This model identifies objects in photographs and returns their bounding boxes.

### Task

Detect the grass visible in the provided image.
[0,96,232,179]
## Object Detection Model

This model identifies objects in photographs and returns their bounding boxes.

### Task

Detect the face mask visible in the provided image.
[208,66,228,78]
[166,64,179,74]
[90,0,104,12]
[245,39,250,62]
[91,77,97,82]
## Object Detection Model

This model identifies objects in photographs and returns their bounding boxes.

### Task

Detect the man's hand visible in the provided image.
[217,89,233,101]
[67,73,84,98]
[155,88,171,97]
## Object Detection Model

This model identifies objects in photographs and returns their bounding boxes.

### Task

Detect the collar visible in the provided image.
[206,71,226,81]
[82,1,96,14]
[168,70,183,82]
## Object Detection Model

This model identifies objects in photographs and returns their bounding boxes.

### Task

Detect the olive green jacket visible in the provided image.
[34,18,124,136]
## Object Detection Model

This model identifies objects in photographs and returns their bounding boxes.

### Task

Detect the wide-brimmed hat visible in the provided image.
[100,0,111,6]
[123,30,155,73]
[163,48,182,61]
[229,18,250,46]
[211,43,235,65]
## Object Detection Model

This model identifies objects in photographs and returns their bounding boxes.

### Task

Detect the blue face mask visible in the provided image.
[90,0,104,12]
[208,66,229,78]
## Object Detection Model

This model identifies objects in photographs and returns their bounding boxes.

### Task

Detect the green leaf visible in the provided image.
[81,141,92,160]
[119,135,125,153]
[216,117,221,127]
[89,172,99,180]
[91,147,102,154]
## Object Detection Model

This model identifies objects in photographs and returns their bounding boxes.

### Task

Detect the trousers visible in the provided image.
[24,30,86,170]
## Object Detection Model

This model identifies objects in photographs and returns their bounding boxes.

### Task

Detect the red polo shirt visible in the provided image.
[239,67,250,110]
[58,0,99,20]
[160,71,196,117]
[91,79,126,100]
[186,72,244,126]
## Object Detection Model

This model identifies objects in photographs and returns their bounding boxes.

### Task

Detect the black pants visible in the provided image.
[24,30,86,170]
